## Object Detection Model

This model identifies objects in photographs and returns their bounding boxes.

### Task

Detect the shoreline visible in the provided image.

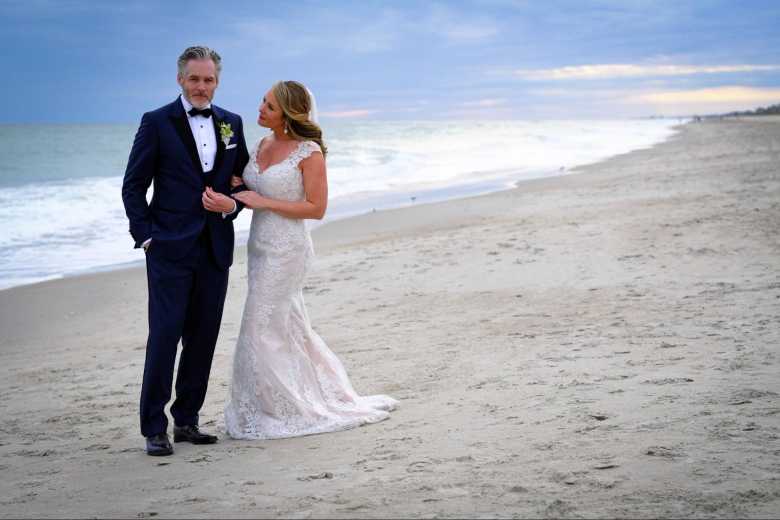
[0,123,684,294]
[1,117,779,518]
[0,117,682,293]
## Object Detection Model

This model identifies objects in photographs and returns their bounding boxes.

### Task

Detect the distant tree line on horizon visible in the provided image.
[721,103,780,117]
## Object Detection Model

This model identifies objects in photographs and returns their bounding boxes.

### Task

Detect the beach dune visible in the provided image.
[1,117,779,518]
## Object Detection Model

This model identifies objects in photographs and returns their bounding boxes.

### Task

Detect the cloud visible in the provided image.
[461,98,507,108]
[229,3,499,57]
[518,85,780,117]
[427,4,500,44]
[514,64,780,81]
[628,86,780,105]
[230,8,406,56]
[320,109,378,119]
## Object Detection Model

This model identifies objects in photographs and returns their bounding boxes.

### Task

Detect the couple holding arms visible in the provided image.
[122,46,396,457]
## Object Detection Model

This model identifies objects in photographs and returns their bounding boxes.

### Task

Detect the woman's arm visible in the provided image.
[233,152,327,220]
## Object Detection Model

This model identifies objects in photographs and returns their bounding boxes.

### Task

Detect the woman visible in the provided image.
[223,81,397,439]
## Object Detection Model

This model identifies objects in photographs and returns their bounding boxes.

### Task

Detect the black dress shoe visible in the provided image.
[146,433,173,456]
[173,424,218,445]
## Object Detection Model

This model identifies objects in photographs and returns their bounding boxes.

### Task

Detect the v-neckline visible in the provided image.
[255,139,301,173]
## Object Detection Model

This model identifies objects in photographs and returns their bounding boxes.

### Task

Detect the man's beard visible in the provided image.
[183,89,211,109]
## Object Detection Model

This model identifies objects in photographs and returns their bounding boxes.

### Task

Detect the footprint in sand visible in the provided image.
[406,460,437,473]
[732,388,778,401]
[642,377,694,385]
[297,472,333,481]
[644,445,684,459]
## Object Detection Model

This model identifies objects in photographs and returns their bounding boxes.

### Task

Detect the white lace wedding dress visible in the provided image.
[224,138,398,440]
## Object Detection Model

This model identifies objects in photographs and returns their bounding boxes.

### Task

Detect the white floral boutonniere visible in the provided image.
[219,122,234,147]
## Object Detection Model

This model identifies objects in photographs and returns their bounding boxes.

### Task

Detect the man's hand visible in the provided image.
[202,187,236,213]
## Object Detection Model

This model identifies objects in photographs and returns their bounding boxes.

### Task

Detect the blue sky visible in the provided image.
[2,0,779,122]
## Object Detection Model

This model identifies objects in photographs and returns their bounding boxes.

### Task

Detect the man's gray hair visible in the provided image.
[177,46,222,77]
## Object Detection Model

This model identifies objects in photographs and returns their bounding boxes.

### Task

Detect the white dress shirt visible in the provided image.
[180,95,217,172]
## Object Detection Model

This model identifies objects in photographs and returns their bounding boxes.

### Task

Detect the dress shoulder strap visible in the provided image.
[293,140,323,166]
[301,140,322,158]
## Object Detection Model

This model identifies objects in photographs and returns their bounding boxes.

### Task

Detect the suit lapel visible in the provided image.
[169,99,204,175]
[211,106,226,177]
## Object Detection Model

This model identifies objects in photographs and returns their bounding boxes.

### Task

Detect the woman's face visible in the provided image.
[258,89,284,130]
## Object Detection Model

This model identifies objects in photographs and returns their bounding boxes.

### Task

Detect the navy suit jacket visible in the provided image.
[122,98,249,269]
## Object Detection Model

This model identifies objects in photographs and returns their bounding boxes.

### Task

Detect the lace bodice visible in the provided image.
[243,138,322,201]
[240,138,321,256]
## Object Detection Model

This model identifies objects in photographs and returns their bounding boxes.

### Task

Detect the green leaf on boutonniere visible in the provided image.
[219,122,234,146]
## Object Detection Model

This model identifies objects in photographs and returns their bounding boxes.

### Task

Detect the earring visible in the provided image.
[284,121,289,135]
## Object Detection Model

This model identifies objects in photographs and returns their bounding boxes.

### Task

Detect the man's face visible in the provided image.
[177,59,218,108]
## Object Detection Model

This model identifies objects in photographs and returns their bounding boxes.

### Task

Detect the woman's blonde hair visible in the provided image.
[271,81,327,156]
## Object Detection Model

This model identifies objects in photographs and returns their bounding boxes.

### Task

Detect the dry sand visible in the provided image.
[1,117,779,518]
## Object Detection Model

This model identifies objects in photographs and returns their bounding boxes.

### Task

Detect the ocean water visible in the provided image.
[0,119,681,290]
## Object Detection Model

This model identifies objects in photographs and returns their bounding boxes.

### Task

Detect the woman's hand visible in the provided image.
[231,175,244,188]
[232,190,267,210]
[202,187,237,213]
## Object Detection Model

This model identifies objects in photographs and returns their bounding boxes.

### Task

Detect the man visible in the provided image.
[122,46,249,456]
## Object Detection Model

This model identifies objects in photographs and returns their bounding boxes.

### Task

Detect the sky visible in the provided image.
[2,0,780,123]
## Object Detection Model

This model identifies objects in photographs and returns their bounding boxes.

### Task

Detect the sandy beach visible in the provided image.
[1,117,779,518]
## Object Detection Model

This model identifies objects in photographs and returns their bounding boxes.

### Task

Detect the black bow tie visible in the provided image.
[188,107,213,118]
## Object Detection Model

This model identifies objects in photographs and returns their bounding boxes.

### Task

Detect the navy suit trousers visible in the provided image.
[139,228,229,437]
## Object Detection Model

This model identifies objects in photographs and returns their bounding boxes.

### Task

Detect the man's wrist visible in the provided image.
[222,199,238,218]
